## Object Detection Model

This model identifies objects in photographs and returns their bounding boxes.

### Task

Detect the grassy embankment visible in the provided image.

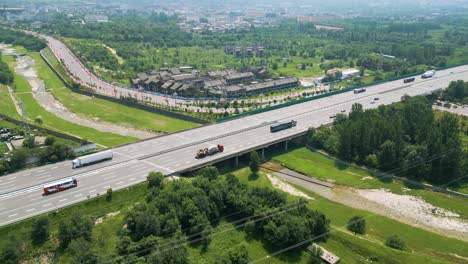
[37,48,200,133]
[2,55,136,147]
[1,166,467,263]
[273,147,468,218]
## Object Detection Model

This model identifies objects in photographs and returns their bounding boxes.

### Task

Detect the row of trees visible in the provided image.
[307,96,465,183]
[0,27,46,52]
[442,80,468,104]
[0,55,14,85]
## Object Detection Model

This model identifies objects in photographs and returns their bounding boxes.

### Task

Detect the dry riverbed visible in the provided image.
[1,44,157,139]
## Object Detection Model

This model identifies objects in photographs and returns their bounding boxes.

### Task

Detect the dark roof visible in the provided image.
[225,72,254,80]
[173,73,196,82]
[224,85,245,92]
[244,77,298,92]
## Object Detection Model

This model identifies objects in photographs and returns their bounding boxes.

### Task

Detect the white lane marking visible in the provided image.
[103,175,115,180]
[116,182,124,185]
[38,170,45,173]
[74,194,82,198]
[63,164,68,167]
[43,203,51,207]
[59,198,68,202]
[89,190,96,193]
[51,166,58,169]
[128,178,136,181]
[102,185,110,189]
[26,208,35,212]
[0,182,13,186]
[8,213,18,218]
[175,164,180,167]
[30,197,42,201]
[9,176,16,180]
[24,173,31,176]
[185,160,191,164]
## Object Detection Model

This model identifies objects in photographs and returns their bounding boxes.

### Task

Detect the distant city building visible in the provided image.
[225,45,266,58]
[84,15,109,23]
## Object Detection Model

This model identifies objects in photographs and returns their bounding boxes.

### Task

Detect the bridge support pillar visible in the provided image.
[285,140,289,151]
[262,148,265,161]
[235,156,239,167]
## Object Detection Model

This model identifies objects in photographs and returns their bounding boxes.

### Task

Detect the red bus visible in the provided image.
[43,178,78,195]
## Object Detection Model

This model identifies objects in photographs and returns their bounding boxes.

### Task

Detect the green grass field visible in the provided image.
[35,49,200,133]
[2,55,136,147]
[0,84,21,119]
[273,147,468,219]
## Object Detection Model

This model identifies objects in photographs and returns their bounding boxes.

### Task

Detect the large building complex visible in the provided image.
[132,67,299,98]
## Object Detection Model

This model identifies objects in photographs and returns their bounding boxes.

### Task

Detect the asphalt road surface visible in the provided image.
[1,63,467,226]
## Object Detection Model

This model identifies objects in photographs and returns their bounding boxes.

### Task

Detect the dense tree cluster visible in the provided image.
[0,56,14,85]
[0,28,46,52]
[442,80,468,104]
[307,96,465,183]
[0,135,76,175]
[36,15,467,83]
[117,168,330,262]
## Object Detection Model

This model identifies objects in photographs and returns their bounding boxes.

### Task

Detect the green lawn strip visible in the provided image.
[28,51,200,133]
[272,148,382,188]
[273,147,468,218]
[290,184,468,263]
[322,232,446,264]
[0,84,21,119]
[4,55,136,147]
[40,47,74,84]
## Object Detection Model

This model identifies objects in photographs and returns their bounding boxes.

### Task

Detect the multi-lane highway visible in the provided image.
[0,49,467,225]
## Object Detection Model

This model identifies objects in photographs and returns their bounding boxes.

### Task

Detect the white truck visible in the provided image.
[421,70,436,79]
[72,151,113,169]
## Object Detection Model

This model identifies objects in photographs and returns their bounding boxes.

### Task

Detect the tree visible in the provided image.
[219,244,250,264]
[22,136,35,148]
[106,188,113,202]
[34,116,43,125]
[147,171,165,189]
[68,237,98,264]
[378,140,397,171]
[308,244,324,264]
[198,166,219,180]
[44,136,55,146]
[385,234,407,250]
[0,234,21,264]
[347,216,366,235]
[8,149,28,170]
[31,216,49,245]
[249,151,260,174]
[59,212,94,248]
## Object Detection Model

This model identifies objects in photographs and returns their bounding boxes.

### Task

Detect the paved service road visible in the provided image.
[0,60,467,226]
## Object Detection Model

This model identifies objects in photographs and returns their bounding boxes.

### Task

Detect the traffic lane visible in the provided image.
[143,89,409,171]
[0,151,131,194]
[0,160,162,225]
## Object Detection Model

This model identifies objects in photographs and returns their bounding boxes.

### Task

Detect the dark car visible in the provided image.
[403,77,415,83]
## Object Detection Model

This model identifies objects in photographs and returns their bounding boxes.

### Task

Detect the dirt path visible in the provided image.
[4,47,158,139]
[269,167,468,242]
